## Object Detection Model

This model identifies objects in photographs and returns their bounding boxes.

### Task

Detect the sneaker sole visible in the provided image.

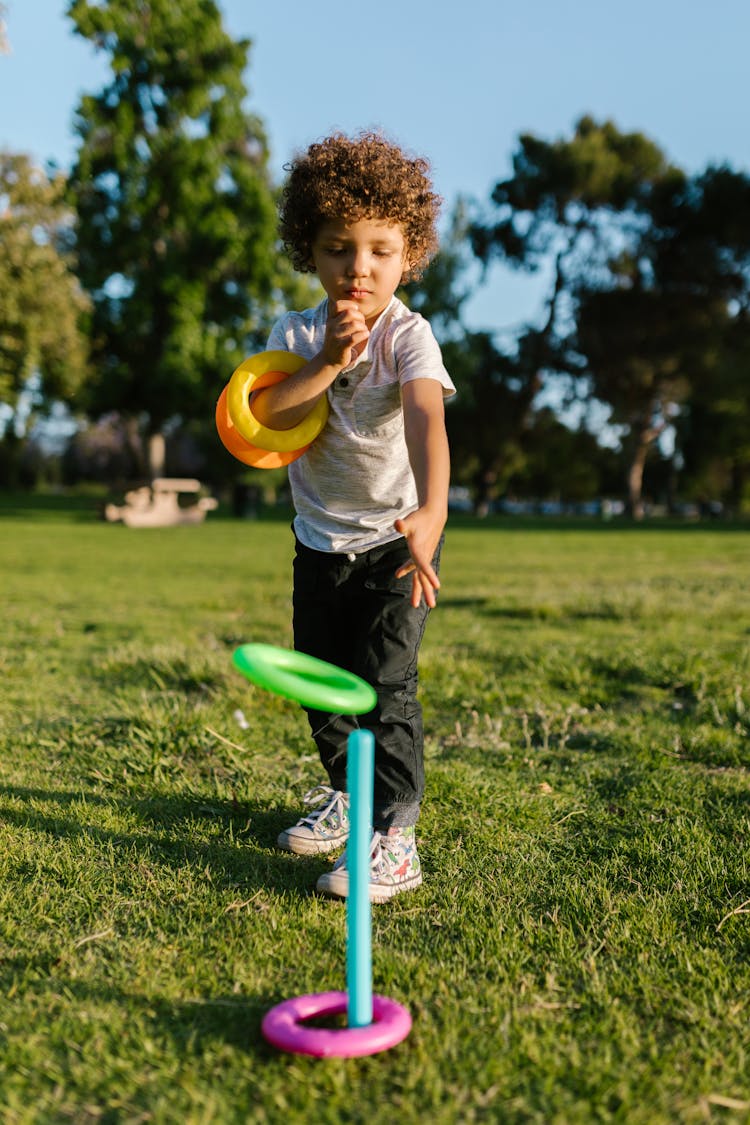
[276,830,349,856]
[316,870,423,903]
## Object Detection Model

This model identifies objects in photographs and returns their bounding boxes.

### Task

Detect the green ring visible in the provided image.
[232,643,377,714]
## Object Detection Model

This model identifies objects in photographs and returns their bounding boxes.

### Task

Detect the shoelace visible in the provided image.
[340,833,408,879]
[369,832,386,873]
[334,831,416,882]
[299,785,348,829]
[340,832,385,870]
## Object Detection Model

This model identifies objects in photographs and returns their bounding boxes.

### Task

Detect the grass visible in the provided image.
[0,496,748,1123]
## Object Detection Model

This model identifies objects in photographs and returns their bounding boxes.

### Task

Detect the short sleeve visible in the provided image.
[266,314,292,351]
[393,317,456,398]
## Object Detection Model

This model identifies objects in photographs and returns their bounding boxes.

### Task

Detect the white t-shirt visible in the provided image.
[266,295,456,554]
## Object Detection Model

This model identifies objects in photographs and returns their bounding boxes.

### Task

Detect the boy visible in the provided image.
[253,132,455,902]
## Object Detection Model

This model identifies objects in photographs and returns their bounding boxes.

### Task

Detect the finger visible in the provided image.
[331,299,361,315]
[407,555,439,588]
[419,562,440,589]
[404,567,438,608]
[333,306,367,330]
[335,325,369,349]
[413,572,437,610]
[395,549,440,586]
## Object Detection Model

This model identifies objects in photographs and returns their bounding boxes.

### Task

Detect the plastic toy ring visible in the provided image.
[261,991,412,1058]
[226,350,329,452]
[215,378,311,469]
[232,643,377,714]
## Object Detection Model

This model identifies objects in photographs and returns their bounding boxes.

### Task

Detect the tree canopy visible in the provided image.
[2,18,748,515]
[67,0,281,435]
[471,117,750,515]
[0,152,90,414]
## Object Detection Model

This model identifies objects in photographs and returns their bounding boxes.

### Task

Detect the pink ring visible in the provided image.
[261,990,411,1057]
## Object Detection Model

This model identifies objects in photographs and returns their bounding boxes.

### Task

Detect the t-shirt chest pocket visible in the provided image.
[352,382,403,437]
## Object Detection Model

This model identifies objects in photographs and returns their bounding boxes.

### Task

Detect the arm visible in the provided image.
[394,378,450,609]
[252,301,369,430]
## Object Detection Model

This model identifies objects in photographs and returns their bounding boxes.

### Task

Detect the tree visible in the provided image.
[681,359,750,513]
[67,0,282,473]
[471,117,690,516]
[575,162,750,515]
[0,152,90,417]
[661,166,750,512]
[573,285,708,517]
[407,204,547,513]
[405,199,475,340]
[677,313,750,512]
[444,325,571,513]
[512,406,624,505]
[471,115,676,335]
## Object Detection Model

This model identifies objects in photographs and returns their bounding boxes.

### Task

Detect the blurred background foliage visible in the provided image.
[1,0,748,519]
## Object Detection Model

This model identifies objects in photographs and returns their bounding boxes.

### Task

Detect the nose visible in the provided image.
[346,249,370,277]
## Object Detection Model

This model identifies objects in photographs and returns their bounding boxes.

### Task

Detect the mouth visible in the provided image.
[345,288,371,299]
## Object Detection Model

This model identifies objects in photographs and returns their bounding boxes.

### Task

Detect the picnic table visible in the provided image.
[104,478,218,528]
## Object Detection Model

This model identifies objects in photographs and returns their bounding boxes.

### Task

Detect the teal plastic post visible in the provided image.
[346,728,374,1027]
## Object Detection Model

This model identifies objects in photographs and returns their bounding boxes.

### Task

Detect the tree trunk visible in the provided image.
[0,430,22,488]
[627,443,649,520]
[473,467,498,518]
[123,416,147,480]
[148,432,166,480]
[627,414,668,520]
[728,459,747,516]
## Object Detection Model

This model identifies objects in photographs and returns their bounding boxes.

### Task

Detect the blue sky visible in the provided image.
[1,0,748,334]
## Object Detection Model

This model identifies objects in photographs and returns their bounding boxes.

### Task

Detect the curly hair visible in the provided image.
[278,131,442,281]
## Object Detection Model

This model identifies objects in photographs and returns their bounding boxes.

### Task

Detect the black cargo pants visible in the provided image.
[292,535,442,831]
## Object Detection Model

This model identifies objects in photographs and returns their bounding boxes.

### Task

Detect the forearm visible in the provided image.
[254,299,368,431]
[395,392,449,608]
[251,352,342,431]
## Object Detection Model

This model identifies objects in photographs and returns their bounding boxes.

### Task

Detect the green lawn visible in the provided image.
[1,499,748,1123]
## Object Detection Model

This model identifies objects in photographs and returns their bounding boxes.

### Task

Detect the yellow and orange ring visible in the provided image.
[226,351,329,453]
[215,378,310,469]
[216,351,329,469]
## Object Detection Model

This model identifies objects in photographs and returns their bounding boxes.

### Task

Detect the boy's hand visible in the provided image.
[323,300,369,367]
[394,508,443,609]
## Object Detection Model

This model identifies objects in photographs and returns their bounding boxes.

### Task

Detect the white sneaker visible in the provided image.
[316,826,422,903]
[277,786,350,855]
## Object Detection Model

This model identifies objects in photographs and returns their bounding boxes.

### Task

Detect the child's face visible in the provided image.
[311,217,409,328]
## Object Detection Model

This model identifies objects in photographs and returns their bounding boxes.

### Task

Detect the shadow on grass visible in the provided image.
[88,656,229,694]
[0,492,102,521]
[437,596,634,623]
[147,993,279,1055]
[0,784,327,894]
[0,961,281,1057]
[436,596,492,611]
[0,784,356,1061]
